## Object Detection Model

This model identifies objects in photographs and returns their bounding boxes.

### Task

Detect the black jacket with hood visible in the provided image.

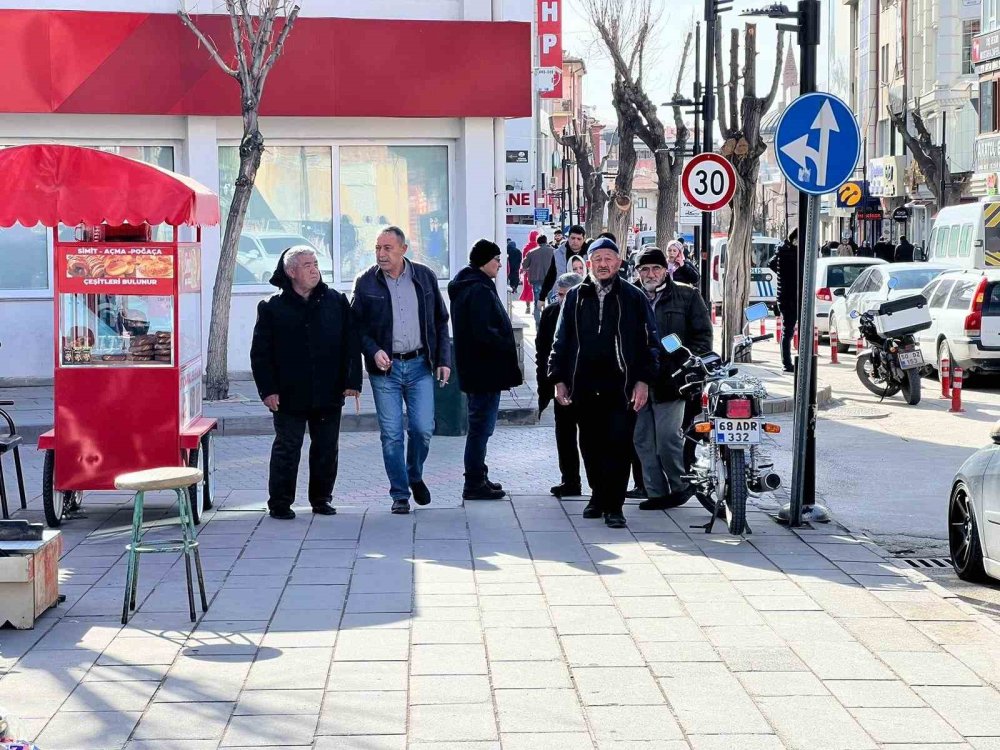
[768,239,799,315]
[636,276,714,402]
[548,274,658,400]
[250,250,362,414]
[447,266,523,394]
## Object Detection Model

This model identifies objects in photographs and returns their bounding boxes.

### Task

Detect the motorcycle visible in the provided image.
[661,303,783,536]
[848,277,929,406]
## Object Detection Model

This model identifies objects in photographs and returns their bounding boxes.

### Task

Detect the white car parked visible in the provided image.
[828,263,948,351]
[917,268,1000,379]
[814,257,886,336]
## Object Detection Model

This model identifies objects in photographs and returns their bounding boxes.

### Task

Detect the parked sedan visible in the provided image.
[828,263,949,350]
[814,257,886,337]
[917,268,1000,379]
[949,424,1000,582]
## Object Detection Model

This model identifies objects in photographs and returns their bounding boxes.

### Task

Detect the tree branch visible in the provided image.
[256,5,301,97]
[762,30,785,111]
[225,0,251,90]
[715,24,729,136]
[729,28,739,131]
[177,11,239,77]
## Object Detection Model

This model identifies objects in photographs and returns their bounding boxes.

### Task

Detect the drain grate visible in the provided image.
[900,557,952,569]
[820,406,890,420]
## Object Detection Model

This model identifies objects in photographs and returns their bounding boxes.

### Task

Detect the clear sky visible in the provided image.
[563,0,789,130]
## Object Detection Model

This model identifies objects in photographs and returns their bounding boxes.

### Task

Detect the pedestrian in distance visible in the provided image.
[448,240,524,500]
[251,247,362,520]
[536,272,585,498]
[350,226,452,515]
[570,255,587,276]
[769,228,799,373]
[552,228,565,249]
[520,233,555,325]
[519,230,539,314]
[541,224,587,302]
[837,234,858,257]
[665,240,700,286]
[548,237,658,529]
[894,235,915,263]
[631,247,713,510]
[506,237,522,294]
[874,235,895,263]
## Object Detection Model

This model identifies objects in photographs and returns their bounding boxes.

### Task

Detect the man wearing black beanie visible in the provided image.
[448,240,524,499]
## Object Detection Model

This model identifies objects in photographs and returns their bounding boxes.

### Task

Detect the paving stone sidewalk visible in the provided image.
[3,477,1000,749]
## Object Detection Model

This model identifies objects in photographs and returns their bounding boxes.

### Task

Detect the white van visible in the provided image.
[927,199,1000,268]
[710,236,782,311]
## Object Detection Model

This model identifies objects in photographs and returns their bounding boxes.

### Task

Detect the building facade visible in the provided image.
[0,1,530,383]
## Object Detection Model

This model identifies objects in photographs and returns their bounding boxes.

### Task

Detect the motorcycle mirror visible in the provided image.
[850,309,859,319]
[887,277,899,290]
[661,334,683,353]
[744,302,769,323]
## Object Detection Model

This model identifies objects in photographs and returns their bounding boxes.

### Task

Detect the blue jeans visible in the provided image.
[464,391,501,488]
[369,357,436,501]
[531,282,543,325]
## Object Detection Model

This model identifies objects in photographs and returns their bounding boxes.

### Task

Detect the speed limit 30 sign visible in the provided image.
[681,153,737,212]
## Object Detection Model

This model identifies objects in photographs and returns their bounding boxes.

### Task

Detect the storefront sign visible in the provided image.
[857,210,884,222]
[973,29,1000,67]
[506,150,528,163]
[837,180,866,208]
[537,0,563,99]
[506,190,535,216]
[60,245,175,294]
[868,156,905,198]
[892,206,911,222]
[974,134,1000,173]
[988,173,999,196]
[678,193,701,225]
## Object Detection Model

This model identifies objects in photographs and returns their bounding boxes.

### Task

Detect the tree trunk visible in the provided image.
[204,126,264,401]
[653,151,677,247]
[723,176,756,362]
[586,195,606,238]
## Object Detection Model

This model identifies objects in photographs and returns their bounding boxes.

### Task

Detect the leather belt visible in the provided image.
[392,348,424,361]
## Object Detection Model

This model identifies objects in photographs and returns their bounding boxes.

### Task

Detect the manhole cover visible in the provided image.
[820,406,890,420]
[899,557,952,570]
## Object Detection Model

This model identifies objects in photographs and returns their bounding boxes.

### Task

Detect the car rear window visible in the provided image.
[751,242,777,268]
[826,264,869,288]
[890,268,947,290]
[929,280,955,308]
[947,279,977,310]
[984,283,1000,314]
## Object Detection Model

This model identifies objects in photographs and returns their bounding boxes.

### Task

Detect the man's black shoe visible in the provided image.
[604,512,628,528]
[638,496,673,511]
[582,501,602,519]
[462,484,506,500]
[484,465,504,492]
[410,481,432,506]
[269,508,296,520]
[391,499,410,514]
[551,483,583,498]
[625,486,647,499]
[311,503,337,516]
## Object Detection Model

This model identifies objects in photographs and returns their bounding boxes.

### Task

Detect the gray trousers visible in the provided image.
[633,400,687,498]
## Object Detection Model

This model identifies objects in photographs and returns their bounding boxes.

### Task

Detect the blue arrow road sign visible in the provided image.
[774,92,861,196]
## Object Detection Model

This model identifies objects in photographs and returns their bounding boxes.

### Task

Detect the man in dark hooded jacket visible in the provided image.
[894,235,915,263]
[448,240,524,499]
[768,229,799,372]
[506,238,522,293]
[251,247,362,520]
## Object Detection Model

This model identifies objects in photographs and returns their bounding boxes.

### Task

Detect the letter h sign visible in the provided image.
[537,0,562,99]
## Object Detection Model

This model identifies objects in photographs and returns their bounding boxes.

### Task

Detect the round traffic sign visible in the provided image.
[681,154,737,212]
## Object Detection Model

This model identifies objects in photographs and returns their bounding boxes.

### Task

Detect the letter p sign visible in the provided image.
[542,34,557,54]
[537,0,562,97]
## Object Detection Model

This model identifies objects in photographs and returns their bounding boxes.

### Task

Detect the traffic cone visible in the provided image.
[711,305,718,326]
[793,325,799,351]
[776,316,783,342]
[830,330,839,364]
[940,357,951,399]
[950,366,965,413]
[856,335,864,352]
[760,317,766,337]
[813,326,820,356]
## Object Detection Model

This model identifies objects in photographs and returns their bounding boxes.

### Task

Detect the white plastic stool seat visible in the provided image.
[115,466,203,492]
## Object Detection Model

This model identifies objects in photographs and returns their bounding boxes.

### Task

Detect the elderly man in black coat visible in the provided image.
[448,240,524,500]
[251,247,362,520]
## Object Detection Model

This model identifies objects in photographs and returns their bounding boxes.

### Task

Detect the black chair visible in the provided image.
[0,400,27,519]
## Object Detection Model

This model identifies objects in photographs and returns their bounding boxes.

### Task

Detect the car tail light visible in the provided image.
[712,256,719,281]
[725,399,752,419]
[964,277,989,337]
[816,287,833,302]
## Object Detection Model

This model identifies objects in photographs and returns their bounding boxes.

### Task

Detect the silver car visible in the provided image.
[949,425,1000,582]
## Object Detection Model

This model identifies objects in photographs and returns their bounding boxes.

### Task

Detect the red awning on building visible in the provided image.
[0,11,531,118]
[0,144,221,228]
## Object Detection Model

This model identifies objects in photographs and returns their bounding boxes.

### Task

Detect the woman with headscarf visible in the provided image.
[519,230,539,313]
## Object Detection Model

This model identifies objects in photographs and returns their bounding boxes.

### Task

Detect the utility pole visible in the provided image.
[693,23,706,303]
[703,0,731,305]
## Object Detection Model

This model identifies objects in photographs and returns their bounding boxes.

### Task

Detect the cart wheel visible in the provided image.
[42,450,61,528]
[186,447,203,525]
[200,433,214,510]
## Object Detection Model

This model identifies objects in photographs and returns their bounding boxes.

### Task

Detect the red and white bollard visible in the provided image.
[759,317,767,336]
[711,305,718,326]
[949,366,965,413]
[793,325,799,350]
[776,316,783,342]
[829,330,839,364]
[940,357,951,399]
[813,326,820,356]
[856,335,864,352]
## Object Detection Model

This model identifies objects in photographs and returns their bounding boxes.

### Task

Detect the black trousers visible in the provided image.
[630,447,646,491]
[780,307,798,369]
[553,401,581,487]
[268,407,343,512]
[576,393,633,514]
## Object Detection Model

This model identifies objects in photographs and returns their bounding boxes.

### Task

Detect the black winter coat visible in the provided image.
[447,266,524,394]
[768,240,799,315]
[670,261,700,287]
[874,241,895,263]
[639,278,714,402]
[535,303,560,413]
[250,251,362,414]
[894,240,915,263]
[548,274,658,398]
[350,260,452,376]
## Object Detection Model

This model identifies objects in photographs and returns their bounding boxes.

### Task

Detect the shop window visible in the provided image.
[981,80,996,134]
[0,145,174,293]
[339,146,450,280]
[963,21,981,75]
[219,146,333,286]
[636,197,648,209]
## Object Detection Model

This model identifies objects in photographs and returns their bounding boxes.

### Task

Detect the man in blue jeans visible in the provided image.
[448,240,524,499]
[351,227,452,514]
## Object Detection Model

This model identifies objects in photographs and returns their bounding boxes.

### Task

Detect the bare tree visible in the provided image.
[179,1,301,400]
[887,105,968,210]
[608,79,641,243]
[714,23,784,360]
[550,115,609,237]
[584,0,692,248]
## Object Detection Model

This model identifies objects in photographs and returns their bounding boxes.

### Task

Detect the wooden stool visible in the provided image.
[114,466,208,625]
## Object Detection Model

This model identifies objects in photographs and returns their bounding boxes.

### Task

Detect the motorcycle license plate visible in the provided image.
[898,349,924,370]
[713,419,761,445]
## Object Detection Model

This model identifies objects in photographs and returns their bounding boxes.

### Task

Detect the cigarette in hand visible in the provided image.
[354,395,361,415]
